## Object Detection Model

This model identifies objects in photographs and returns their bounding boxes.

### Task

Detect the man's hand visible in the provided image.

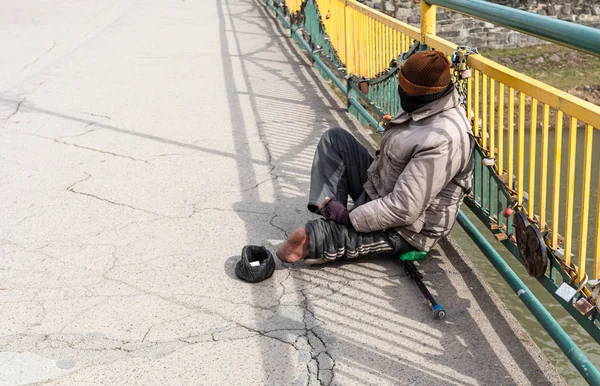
[317,197,352,227]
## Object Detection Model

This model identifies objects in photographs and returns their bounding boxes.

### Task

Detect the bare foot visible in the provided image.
[277,227,309,263]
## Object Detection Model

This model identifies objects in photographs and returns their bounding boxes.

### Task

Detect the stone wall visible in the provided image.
[360,0,600,49]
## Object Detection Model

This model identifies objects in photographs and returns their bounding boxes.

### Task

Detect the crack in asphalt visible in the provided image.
[66,172,159,216]
[56,124,102,140]
[5,99,24,121]
[82,111,112,120]
[56,139,149,163]
[22,41,57,70]
[296,288,334,386]
[269,214,289,238]
[18,128,148,163]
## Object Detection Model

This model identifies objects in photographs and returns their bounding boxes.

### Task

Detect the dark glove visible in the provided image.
[317,198,352,227]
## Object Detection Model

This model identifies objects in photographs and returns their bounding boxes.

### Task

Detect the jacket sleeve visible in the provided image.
[349,139,454,232]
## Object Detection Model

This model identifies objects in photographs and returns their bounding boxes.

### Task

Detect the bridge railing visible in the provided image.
[286,0,600,310]
[268,0,600,381]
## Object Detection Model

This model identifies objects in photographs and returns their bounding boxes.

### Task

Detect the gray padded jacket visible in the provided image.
[349,89,475,251]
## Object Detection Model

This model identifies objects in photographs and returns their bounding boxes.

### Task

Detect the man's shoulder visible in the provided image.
[385,105,471,147]
[427,105,472,138]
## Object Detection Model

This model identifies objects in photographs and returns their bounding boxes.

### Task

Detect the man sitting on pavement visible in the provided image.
[277,51,475,265]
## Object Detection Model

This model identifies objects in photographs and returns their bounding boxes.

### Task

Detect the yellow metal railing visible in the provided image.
[285,0,600,282]
[345,1,419,76]
[317,0,419,76]
[286,0,303,14]
[315,0,347,64]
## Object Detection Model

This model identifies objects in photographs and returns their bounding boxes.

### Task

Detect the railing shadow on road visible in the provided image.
[218,0,368,382]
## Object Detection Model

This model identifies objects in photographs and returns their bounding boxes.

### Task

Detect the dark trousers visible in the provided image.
[307,128,373,212]
[305,128,414,261]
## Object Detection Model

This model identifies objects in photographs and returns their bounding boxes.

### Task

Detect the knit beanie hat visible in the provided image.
[398,51,452,96]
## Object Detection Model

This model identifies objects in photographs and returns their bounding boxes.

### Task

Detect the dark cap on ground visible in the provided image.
[235,245,275,283]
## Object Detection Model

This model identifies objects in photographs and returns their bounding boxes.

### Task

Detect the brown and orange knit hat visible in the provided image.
[398,51,452,96]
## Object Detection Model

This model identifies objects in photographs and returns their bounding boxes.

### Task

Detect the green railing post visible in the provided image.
[457,210,600,385]
[347,77,356,117]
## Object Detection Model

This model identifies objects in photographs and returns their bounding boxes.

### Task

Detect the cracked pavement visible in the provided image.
[1,0,563,384]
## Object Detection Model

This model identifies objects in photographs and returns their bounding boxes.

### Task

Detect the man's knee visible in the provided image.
[318,128,355,153]
[322,127,351,142]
